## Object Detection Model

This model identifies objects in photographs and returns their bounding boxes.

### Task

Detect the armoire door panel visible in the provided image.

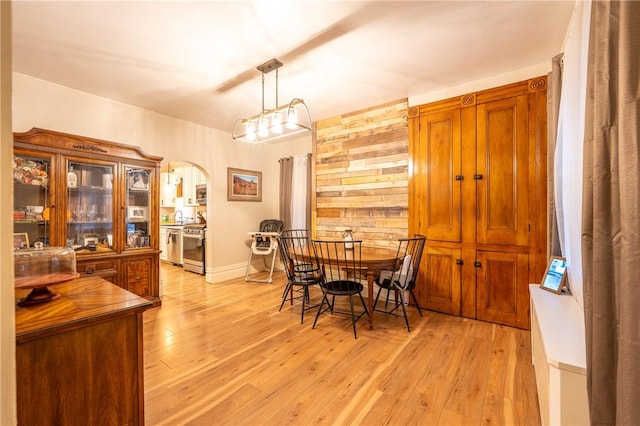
[476,250,530,329]
[418,109,461,242]
[416,246,461,315]
[476,95,529,247]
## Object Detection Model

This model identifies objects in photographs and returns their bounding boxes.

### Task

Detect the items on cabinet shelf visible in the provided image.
[13,155,51,248]
[67,166,78,188]
[13,156,49,187]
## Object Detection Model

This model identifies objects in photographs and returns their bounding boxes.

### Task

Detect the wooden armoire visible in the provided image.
[408,77,547,329]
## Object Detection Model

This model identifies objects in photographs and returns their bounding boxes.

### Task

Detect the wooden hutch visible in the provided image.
[13,128,162,305]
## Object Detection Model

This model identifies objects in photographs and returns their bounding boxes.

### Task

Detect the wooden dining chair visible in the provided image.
[276,230,325,324]
[373,234,426,331]
[311,239,369,339]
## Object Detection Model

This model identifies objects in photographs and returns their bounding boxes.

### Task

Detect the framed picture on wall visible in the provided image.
[227,167,262,202]
[540,256,568,294]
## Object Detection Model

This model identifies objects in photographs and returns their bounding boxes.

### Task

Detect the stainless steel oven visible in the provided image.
[182,224,205,274]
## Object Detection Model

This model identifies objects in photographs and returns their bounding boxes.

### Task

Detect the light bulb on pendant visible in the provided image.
[245,120,257,141]
[271,112,283,134]
[257,116,269,138]
[286,107,298,130]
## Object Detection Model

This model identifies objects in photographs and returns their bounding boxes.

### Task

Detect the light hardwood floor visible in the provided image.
[143,264,541,425]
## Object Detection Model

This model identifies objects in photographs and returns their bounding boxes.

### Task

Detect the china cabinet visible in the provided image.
[13,128,162,305]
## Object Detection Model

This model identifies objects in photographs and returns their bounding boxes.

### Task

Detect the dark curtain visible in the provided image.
[582,1,640,424]
[279,154,313,232]
[279,157,293,230]
[304,152,313,231]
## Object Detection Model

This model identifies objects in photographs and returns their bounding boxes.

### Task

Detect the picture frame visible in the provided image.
[26,205,44,221]
[13,233,30,250]
[227,167,262,202]
[540,256,568,294]
[128,206,148,221]
[83,237,99,246]
[128,170,149,190]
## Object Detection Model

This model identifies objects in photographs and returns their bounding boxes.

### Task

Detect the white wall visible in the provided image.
[12,73,312,282]
[410,61,552,106]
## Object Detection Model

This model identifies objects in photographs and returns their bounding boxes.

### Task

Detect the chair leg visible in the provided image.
[410,289,423,317]
[358,292,369,316]
[280,281,294,305]
[385,289,391,310]
[279,282,292,312]
[373,286,384,312]
[349,295,357,339]
[323,292,333,311]
[246,250,278,283]
[397,290,411,332]
[312,292,326,329]
[244,249,255,282]
[300,286,307,324]
[265,250,278,283]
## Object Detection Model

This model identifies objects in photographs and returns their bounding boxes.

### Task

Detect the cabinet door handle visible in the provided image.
[474,261,481,267]
[455,175,464,181]
[456,259,463,265]
[473,174,483,180]
[86,266,95,274]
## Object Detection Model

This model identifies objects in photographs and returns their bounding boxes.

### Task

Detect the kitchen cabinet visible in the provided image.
[184,167,196,206]
[174,165,205,206]
[13,128,163,305]
[160,172,177,207]
[159,226,168,261]
[408,77,548,329]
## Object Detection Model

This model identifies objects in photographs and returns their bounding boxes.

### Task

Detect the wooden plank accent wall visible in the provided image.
[314,99,409,249]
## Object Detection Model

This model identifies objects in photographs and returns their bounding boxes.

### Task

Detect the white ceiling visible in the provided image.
[12,0,575,134]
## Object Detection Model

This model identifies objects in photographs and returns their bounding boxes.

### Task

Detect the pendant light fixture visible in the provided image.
[232,58,311,144]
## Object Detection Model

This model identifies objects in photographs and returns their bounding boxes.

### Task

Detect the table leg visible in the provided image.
[367,270,374,329]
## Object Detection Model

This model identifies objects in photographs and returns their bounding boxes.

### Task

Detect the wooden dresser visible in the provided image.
[15,276,153,425]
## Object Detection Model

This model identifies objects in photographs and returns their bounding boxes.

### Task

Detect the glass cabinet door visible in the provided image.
[13,154,52,249]
[67,161,114,251]
[125,167,152,249]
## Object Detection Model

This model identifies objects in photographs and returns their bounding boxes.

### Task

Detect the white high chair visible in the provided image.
[245,219,284,283]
